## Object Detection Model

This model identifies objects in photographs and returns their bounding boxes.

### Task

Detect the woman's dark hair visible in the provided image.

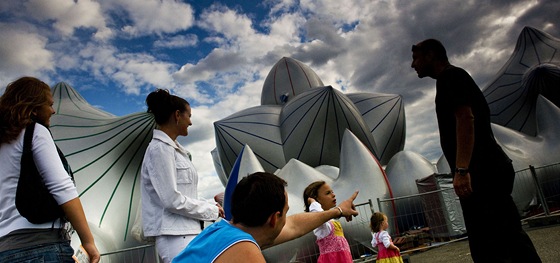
[231,172,287,227]
[145,89,189,125]
[303,181,326,212]
[0,77,51,144]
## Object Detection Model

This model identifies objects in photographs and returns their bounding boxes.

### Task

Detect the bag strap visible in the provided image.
[24,122,74,181]
[23,122,35,158]
[19,122,70,224]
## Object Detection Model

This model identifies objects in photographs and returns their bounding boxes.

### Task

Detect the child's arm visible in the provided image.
[380,231,400,252]
[388,242,400,252]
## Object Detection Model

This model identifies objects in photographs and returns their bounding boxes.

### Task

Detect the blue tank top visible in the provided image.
[172,220,259,262]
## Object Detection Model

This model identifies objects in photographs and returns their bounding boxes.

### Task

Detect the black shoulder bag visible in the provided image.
[15,122,74,224]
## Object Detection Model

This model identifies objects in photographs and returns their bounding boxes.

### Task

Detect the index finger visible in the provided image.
[349,190,359,201]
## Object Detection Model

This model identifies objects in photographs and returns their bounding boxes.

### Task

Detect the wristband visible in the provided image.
[334,206,343,218]
[455,167,469,176]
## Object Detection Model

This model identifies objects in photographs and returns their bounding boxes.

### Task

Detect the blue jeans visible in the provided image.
[0,241,74,263]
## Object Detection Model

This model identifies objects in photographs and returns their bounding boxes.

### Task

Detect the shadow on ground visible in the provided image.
[407,223,560,263]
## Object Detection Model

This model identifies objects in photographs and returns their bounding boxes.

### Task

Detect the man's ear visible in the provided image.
[267,211,280,228]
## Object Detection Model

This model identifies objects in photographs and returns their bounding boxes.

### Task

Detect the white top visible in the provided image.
[141,129,218,237]
[371,230,392,248]
[310,201,332,239]
[0,123,78,238]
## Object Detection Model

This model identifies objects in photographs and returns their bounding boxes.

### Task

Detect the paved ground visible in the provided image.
[407,222,560,263]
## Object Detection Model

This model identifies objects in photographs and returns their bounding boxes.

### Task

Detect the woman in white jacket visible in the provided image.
[141,89,224,263]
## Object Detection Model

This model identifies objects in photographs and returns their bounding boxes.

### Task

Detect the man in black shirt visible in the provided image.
[411,39,541,263]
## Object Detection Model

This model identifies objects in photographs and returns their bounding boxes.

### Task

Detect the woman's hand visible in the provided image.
[217,203,225,218]
[82,242,100,263]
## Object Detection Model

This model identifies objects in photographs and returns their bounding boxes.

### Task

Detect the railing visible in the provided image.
[373,162,560,256]
[512,163,560,220]
[99,244,159,263]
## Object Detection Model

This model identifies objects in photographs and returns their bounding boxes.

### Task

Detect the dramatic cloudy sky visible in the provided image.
[1,0,558,198]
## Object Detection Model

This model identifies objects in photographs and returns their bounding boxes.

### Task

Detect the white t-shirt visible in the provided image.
[0,123,77,238]
[371,230,392,248]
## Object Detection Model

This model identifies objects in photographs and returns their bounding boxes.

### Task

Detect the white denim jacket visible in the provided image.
[141,130,218,237]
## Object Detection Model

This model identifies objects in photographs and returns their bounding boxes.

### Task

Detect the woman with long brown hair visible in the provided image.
[0,77,100,262]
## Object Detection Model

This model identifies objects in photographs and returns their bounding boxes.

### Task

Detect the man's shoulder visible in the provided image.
[441,65,469,77]
[191,220,258,250]
[215,241,264,263]
[173,220,259,263]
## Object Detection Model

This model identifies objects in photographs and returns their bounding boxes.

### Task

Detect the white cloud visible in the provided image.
[0,24,54,82]
[115,0,195,36]
[154,34,198,48]
[78,44,176,95]
[266,12,306,44]
[198,5,255,40]
[25,0,112,40]
[299,0,372,27]
[172,6,315,109]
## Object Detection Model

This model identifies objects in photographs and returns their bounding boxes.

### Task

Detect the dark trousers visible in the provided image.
[460,162,541,263]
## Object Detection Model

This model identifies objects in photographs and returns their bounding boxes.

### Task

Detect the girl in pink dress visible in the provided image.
[304,181,353,263]
[370,212,403,263]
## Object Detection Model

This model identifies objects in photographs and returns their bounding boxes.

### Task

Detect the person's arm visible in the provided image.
[32,125,100,261]
[61,198,100,263]
[214,241,265,263]
[380,231,400,252]
[388,242,400,252]
[454,105,474,197]
[266,191,359,249]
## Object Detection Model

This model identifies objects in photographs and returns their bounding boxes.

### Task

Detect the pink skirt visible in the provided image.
[317,250,353,263]
[376,244,403,263]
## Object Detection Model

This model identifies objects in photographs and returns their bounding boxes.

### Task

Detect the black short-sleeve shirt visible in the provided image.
[435,66,510,173]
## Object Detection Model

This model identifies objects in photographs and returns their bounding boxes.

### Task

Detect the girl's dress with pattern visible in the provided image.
[316,220,353,263]
[372,231,403,263]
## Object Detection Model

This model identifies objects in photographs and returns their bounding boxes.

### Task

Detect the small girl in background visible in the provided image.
[370,212,403,263]
[304,181,353,263]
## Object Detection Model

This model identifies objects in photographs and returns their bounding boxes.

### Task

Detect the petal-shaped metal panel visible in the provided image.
[386,151,436,198]
[339,129,395,245]
[347,93,406,164]
[261,57,324,105]
[483,26,560,135]
[339,129,391,206]
[211,148,228,186]
[214,105,285,176]
[49,82,155,251]
[280,86,378,168]
[222,145,264,220]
